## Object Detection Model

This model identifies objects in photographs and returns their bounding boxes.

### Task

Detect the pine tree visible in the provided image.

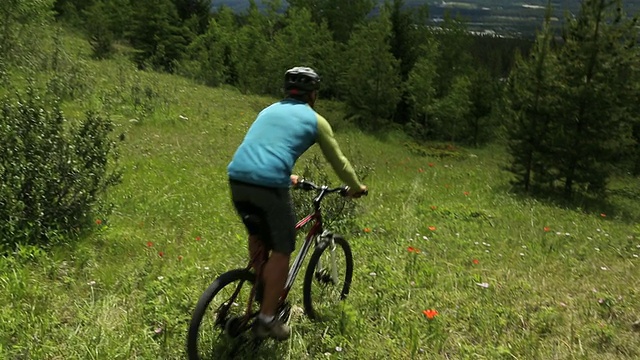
[504,5,559,192]
[287,0,374,43]
[386,0,430,125]
[181,5,236,86]
[84,0,114,59]
[340,8,401,126]
[262,7,336,96]
[129,0,190,72]
[231,0,278,94]
[433,12,472,98]
[405,41,439,138]
[551,0,639,196]
[173,0,212,35]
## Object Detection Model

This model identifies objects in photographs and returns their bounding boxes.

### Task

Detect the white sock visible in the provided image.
[258,314,275,323]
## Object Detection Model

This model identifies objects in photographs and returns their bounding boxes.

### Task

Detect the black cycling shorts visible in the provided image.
[229,179,296,254]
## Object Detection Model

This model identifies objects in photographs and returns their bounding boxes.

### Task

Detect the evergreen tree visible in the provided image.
[232,0,278,94]
[429,74,473,142]
[467,68,500,146]
[181,5,237,86]
[173,0,212,35]
[432,12,472,98]
[128,0,190,72]
[340,9,401,126]
[84,0,115,59]
[287,0,375,43]
[550,0,639,196]
[386,0,430,124]
[504,6,559,192]
[263,7,336,96]
[405,41,439,138]
[53,0,94,26]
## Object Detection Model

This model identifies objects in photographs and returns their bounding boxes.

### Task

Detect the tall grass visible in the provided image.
[0,31,639,360]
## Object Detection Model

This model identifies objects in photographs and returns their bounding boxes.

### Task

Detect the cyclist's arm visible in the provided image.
[316,114,363,190]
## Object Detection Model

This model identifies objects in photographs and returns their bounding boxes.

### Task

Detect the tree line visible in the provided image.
[7,0,640,199]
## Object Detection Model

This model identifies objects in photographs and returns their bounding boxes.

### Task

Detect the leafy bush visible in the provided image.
[0,87,121,250]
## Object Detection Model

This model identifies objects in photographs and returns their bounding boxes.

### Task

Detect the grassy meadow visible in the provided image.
[1,33,639,360]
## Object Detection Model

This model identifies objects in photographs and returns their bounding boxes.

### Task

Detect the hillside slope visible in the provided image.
[1,31,639,359]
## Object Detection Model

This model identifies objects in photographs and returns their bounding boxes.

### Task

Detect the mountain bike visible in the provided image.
[186,179,366,359]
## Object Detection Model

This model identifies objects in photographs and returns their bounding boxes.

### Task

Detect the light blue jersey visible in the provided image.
[228,98,362,189]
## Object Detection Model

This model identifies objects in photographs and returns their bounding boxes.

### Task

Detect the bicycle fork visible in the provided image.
[315,232,339,285]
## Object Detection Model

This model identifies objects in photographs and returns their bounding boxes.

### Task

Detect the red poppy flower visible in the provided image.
[408,246,415,252]
[600,213,606,218]
[423,309,438,319]
[195,236,201,241]
[543,227,551,232]
[146,241,153,248]
[364,228,371,233]
[463,191,470,196]
[472,259,479,265]
[428,226,436,231]
[158,251,164,258]
[95,219,102,225]
[430,205,437,210]
[428,163,434,167]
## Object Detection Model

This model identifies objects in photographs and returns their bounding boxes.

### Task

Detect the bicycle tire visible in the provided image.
[186,269,256,360]
[302,235,353,320]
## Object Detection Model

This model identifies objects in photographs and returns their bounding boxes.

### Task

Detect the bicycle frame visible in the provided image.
[282,207,325,300]
[230,183,345,328]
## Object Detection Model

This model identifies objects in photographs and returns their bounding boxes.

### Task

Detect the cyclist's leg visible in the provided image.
[254,188,296,340]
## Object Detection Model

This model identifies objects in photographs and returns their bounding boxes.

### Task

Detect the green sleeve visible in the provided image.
[316,114,363,189]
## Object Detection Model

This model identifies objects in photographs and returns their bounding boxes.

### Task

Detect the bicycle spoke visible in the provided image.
[189,271,259,360]
[304,236,353,320]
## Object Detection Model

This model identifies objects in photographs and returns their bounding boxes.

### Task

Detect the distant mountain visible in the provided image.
[211,0,639,37]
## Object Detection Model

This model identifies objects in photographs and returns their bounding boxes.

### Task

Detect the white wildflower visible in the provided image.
[476,282,490,288]
[157,276,164,281]
[369,272,377,276]
[335,346,343,352]
[87,280,96,286]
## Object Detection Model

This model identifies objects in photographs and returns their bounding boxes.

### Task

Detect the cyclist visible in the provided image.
[227,66,367,341]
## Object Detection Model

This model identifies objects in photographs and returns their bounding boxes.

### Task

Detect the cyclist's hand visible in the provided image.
[348,185,368,198]
[290,174,300,186]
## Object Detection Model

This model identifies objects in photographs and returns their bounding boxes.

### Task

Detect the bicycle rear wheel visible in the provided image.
[302,235,353,320]
[186,269,258,360]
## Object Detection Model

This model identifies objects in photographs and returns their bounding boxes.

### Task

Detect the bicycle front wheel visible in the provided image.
[186,269,258,360]
[302,235,354,321]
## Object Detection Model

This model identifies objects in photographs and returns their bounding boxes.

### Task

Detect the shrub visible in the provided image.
[0,87,121,250]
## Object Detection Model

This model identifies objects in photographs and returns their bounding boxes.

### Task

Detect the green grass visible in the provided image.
[1,32,640,360]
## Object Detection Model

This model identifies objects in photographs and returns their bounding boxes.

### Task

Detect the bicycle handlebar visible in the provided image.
[295,179,368,198]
